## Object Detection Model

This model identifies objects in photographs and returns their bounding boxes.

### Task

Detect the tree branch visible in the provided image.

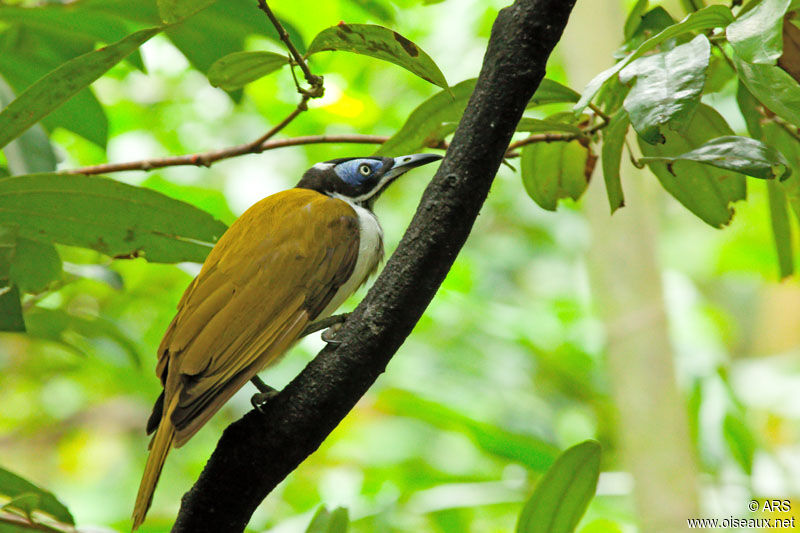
[171,0,577,531]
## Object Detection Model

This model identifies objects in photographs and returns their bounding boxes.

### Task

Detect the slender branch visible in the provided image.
[171,0,577,531]
[256,0,323,96]
[61,134,389,175]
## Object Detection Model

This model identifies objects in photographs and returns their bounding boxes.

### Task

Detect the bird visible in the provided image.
[131,152,442,529]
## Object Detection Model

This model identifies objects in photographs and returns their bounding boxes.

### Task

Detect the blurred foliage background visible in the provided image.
[1,0,800,531]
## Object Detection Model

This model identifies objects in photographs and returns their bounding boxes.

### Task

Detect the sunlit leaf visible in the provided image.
[0,466,74,525]
[640,136,791,180]
[516,441,601,533]
[0,27,160,150]
[727,0,791,64]
[526,79,581,107]
[377,389,558,471]
[376,78,476,156]
[305,506,349,533]
[623,0,649,39]
[0,76,56,175]
[308,23,449,90]
[620,35,710,144]
[601,109,629,213]
[208,51,288,91]
[0,174,228,264]
[157,0,217,23]
[638,105,745,227]
[574,5,733,112]
[722,413,757,474]
[521,140,595,211]
[767,180,795,277]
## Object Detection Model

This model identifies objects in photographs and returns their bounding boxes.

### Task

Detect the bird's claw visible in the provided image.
[251,390,278,413]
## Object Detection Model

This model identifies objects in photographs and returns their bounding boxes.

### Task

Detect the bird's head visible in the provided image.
[296,153,443,209]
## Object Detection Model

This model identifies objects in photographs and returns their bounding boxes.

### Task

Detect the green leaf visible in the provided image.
[521,140,594,211]
[624,0,649,39]
[527,79,581,107]
[620,35,710,144]
[307,23,449,90]
[207,51,288,91]
[0,76,56,175]
[736,81,763,138]
[377,389,558,471]
[640,135,791,180]
[734,55,800,128]
[574,5,733,113]
[375,78,476,157]
[727,0,791,64]
[0,173,228,264]
[601,110,629,213]
[763,122,800,218]
[638,105,746,227]
[158,0,217,23]
[619,7,677,56]
[9,238,61,294]
[516,115,583,135]
[0,27,160,150]
[516,441,601,533]
[722,413,757,474]
[0,225,24,332]
[0,466,74,525]
[767,180,795,277]
[305,506,349,533]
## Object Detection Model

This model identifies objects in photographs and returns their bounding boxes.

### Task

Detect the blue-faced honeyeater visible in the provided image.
[131,153,442,529]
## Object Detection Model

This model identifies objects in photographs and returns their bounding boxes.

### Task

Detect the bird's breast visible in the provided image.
[317,199,384,319]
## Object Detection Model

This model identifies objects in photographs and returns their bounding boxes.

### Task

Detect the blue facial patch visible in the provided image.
[334,158,384,185]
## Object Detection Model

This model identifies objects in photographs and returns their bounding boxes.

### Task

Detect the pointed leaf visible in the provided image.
[0,27,160,150]
[516,441,601,533]
[734,55,800,128]
[0,466,74,524]
[375,78,476,156]
[574,5,733,113]
[767,180,795,277]
[639,105,745,227]
[527,79,581,107]
[0,76,56,175]
[722,413,757,474]
[620,35,710,144]
[640,135,791,180]
[624,0,650,39]
[158,0,217,23]
[727,0,791,64]
[0,174,228,264]
[207,51,288,91]
[601,110,629,213]
[521,140,595,211]
[306,507,332,533]
[308,23,448,90]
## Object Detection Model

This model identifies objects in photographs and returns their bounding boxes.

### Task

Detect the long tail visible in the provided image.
[132,396,177,530]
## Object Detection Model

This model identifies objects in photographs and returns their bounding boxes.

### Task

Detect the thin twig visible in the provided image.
[256,0,323,96]
[62,134,390,175]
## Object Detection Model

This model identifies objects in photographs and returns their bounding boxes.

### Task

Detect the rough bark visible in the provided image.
[172,1,577,530]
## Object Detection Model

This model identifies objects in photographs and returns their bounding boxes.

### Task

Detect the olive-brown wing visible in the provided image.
[153,189,359,446]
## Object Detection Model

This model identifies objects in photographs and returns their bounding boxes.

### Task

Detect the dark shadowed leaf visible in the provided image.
[574,5,733,112]
[736,81,763,138]
[735,55,800,128]
[0,174,228,264]
[521,140,594,211]
[620,35,710,144]
[767,180,795,277]
[377,389,558,471]
[619,7,676,56]
[763,122,800,218]
[376,78,476,156]
[157,0,217,23]
[207,51,288,91]
[638,105,745,227]
[0,27,160,150]
[0,466,74,525]
[727,0,791,64]
[0,225,24,332]
[640,136,791,180]
[601,109,629,213]
[526,79,581,107]
[516,441,601,533]
[308,23,448,90]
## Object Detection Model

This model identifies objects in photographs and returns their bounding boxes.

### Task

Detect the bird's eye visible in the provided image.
[358,164,372,176]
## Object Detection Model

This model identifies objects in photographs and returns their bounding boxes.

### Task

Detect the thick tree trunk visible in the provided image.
[172,0,578,531]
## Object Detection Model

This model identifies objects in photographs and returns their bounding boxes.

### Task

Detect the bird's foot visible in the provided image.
[321,322,344,345]
[250,376,279,413]
[301,312,349,338]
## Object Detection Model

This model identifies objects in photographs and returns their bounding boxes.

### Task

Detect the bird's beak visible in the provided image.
[384,153,443,181]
